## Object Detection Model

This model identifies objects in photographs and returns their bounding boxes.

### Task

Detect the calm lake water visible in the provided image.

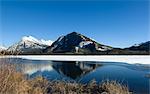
[0,58,150,94]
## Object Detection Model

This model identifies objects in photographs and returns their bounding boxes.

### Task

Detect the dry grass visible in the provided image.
[100,80,130,94]
[0,59,132,94]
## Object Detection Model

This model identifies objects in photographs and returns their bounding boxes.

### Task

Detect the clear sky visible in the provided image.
[0,0,149,48]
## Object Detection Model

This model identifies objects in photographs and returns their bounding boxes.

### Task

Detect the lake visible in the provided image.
[0,58,149,94]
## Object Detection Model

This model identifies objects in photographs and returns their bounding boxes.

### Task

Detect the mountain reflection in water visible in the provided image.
[52,61,101,79]
[0,58,149,94]
[17,60,102,80]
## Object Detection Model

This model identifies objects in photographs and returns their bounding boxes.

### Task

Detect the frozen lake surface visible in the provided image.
[1,55,150,64]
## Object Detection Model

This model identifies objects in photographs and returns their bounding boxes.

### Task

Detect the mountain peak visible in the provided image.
[69,31,79,35]
[21,36,39,43]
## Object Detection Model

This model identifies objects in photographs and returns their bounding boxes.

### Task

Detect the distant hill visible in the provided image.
[106,41,150,55]
[125,41,150,52]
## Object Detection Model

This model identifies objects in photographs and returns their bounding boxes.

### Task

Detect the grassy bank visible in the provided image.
[0,61,131,94]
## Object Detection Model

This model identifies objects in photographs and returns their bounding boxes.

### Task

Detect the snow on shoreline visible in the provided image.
[0,55,150,64]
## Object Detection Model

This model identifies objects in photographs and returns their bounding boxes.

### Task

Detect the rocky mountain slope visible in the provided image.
[44,32,113,54]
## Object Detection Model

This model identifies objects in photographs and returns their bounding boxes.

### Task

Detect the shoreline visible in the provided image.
[0,55,150,64]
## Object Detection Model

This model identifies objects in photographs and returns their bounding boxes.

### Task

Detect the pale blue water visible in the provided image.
[0,58,149,94]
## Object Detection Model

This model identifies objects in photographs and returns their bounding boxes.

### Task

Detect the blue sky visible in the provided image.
[0,0,149,48]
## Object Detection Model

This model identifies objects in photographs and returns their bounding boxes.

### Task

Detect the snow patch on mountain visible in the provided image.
[97,46,112,51]
[79,41,93,48]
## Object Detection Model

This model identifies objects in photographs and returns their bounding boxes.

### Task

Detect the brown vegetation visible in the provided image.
[0,60,131,94]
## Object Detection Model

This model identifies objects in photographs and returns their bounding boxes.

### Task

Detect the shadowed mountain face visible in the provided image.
[44,32,112,54]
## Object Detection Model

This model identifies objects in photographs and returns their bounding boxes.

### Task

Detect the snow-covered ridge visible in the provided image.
[8,36,53,52]
[22,36,39,43]
[22,36,53,46]
[0,46,7,51]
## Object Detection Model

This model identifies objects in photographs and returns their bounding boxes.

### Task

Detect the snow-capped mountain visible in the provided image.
[44,32,113,54]
[7,36,53,54]
[0,46,7,51]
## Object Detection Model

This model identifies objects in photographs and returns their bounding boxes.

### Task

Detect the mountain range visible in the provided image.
[1,32,150,55]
